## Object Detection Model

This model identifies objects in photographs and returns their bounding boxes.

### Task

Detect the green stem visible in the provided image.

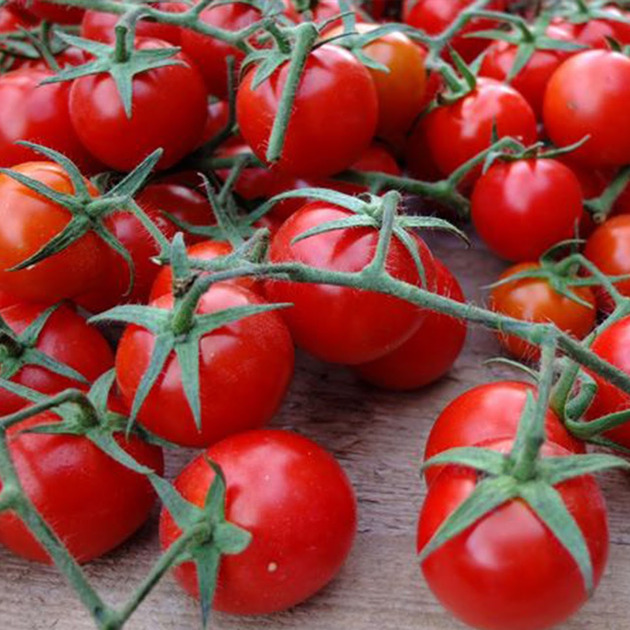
[364,191,399,275]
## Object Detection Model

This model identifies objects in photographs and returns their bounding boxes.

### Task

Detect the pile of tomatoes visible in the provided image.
[2,0,630,629]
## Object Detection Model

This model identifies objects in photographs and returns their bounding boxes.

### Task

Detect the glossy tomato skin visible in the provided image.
[0,68,100,172]
[552,9,630,50]
[265,202,436,365]
[544,50,630,168]
[355,260,467,390]
[159,430,357,615]
[0,301,114,415]
[418,440,608,630]
[69,38,208,172]
[116,285,294,448]
[237,44,378,178]
[471,158,583,261]
[0,162,107,302]
[0,411,163,564]
[421,78,537,181]
[423,381,585,486]
[12,0,83,24]
[490,262,596,361]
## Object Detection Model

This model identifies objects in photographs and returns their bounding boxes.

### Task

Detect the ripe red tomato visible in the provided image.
[471,158,583,261]
[0,162,107,302]
[0,411,163,564]
[0,5,36,33]
[236,44,378,178]
[159,430,357,614]
[68,38,208,172]
[354,259,467,390]
[0,67,100,173]
[420,78,537,181]
[544,50,630,168]
[265,202,436,365]
[0,301,114,415]
[489,263,597,361]
[423,381,585,486]
[418,439,608,630]
[11,0,83,24]
[552,8,630,50]
[116,285,294,447]
[199,99,234,148]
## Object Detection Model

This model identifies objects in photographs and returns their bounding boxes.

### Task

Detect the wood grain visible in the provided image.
[1,236,629,630]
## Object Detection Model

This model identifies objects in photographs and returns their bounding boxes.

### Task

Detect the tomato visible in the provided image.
[471,158,583,261]
[418,439,608,630]
[354,259,467,390]
[68,38,208,172]
[11,0,83,24]
[0,5,35,33]
[199,99,234,148]
[423,381,585,486]
[585,316,630,447]
[0,67,100,173]
[0,162,107,302]
[0,411,163,564]
[149,240,257,301]
[0,301,114,415]
[403,0,507,62]
[311,0,365,30]
[584,215,630,312]
[420,78,537,181]
[159,430,356,614]
[236,44,378,178]
[480,25,574,117]
[327,23,426,140]
[552,8,630,50]
[265,202,436,365]
[544,50,630,168]
[116,285,294,448]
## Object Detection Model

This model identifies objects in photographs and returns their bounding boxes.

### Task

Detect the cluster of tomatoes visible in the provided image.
[2,0,630,629]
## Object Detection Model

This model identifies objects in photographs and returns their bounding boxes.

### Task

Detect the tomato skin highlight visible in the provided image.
[159,430,357,615]
[116,285,294,448]
[471,158,583,262]
[237,44,379,178]
[265,202,436,365]
[0,411,164,564]
[418,440,608,630]
[355,260,467,390]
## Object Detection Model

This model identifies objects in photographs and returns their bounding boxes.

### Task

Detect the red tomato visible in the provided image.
[0,68,99,173]
[0,5,35,33]
[552,8,630,50]
[471,158,583,261]
[355,259,467,390]
[236,44,378,178]
[544,50,630,168]
[420,78,537,181]
[0,162,107,302]
[489,262,597,361]
[199,99,233,148]
[116,285,294,448]
[0,301,114,415]
[11,0,83,24]
[0,411,163,564]
[68,38,208,172]
[418,440,608,630]
[265,202,436,364]
[423,381,585,486]
[403,0,507,62]
[159,430,356,614]
[311,0,364,31]
[480,25,574,117]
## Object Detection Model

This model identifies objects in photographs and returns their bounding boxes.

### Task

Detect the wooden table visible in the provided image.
[1,237,629,630]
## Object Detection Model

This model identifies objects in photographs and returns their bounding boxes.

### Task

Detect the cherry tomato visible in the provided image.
[552,8,630,50]
[160,430,357,614]
[116,285,294,448]
[11,0,83,24]
[423,381,585,486]
[0,301,114,415]
[68,38,208,172]
[420,78,537,181]
[199,99,234,148]
[0,411,163,564]
[0,4,36,34]
[418,439,608,630]
[544,50,630,168]
[489,262,597,361]
[310,0,365,31]
[471,158,583,261]
[355,259,467,390]
[0,162,107,302]
[265,201,436,365]
[237,44,378,178]
[0,67,100,173]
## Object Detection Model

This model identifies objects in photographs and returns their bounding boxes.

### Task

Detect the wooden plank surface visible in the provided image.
[1,236,629,630]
